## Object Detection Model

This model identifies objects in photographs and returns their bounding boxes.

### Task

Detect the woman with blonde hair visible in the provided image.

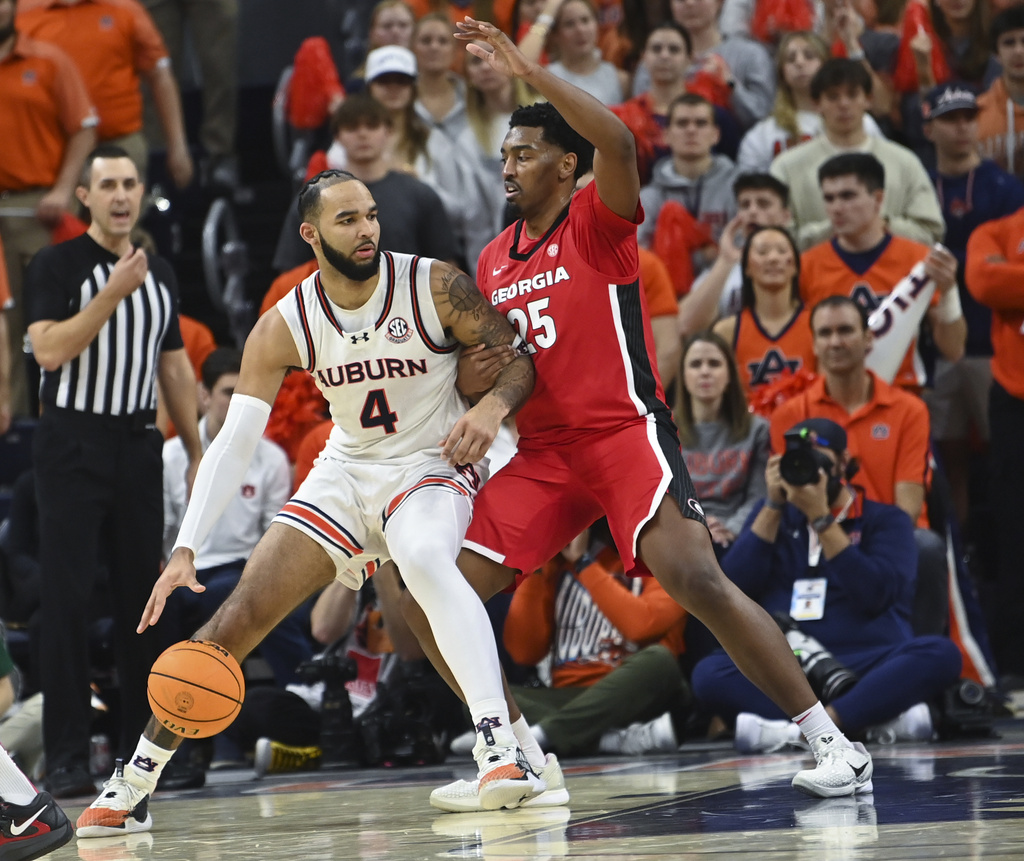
[736,30,883,174]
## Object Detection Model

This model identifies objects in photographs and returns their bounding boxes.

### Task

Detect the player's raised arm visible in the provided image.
[455,16,639,220]
[430,261,534,464]
[138,309,302,631]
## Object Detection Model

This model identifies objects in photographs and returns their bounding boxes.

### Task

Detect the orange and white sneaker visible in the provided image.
[76,761,152,839]
[472,728,545,811]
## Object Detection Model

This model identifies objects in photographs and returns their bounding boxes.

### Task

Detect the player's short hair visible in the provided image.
[739,225,801,309]
[992,5,1024,50]
[297,169,361,223]
[667,92,716,126]
[329,93,392,137]
[508,102,595,179]
[810,295,871,332]
[79,144,135,187]
[733,173,789,207]
[810,57,873,100]
[201,347,243,391]
[645,20,693,57]
[817,152,886,193]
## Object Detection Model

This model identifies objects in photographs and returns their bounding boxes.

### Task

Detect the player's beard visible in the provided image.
[319,232,380,282]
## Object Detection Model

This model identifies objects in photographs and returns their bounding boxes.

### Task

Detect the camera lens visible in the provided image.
[780,449,819,485]
[956,679,985,707]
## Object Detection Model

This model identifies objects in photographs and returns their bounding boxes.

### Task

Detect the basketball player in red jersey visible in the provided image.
[407,17,874,806]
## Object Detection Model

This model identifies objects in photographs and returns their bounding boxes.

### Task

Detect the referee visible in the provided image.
[25,144,202,798]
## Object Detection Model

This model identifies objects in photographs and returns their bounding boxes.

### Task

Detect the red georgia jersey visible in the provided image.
[477,182,666,444]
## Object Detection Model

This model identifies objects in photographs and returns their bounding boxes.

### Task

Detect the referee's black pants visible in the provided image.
[35,408,165,775]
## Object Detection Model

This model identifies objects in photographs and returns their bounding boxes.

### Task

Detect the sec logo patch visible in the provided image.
[386,318,412,344]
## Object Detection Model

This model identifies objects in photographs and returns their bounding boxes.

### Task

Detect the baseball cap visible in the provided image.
[922,83,978,119]
[787,418,847,453]
[365,45,417,83]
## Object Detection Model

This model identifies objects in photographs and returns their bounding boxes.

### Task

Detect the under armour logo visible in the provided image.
[131,755,159,773]
[350,333,370,344]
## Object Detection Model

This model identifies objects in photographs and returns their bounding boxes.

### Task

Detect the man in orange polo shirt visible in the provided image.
[17,0,193,188]
[965,210,1024,689]
[769,296,948,637]
[0,0,97,414]
[799,153,966,393]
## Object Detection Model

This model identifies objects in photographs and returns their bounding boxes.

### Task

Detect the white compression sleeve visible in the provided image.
[171,393,272,555]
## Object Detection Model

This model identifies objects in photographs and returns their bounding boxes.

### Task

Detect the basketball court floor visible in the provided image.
[51,712,1024,861]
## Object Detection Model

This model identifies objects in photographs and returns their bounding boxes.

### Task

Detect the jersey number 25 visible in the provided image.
[506,298,557,352]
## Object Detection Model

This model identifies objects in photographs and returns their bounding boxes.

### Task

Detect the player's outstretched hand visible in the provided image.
[440,401,504,466]
[137,547,205,633]
[455,17,534,80]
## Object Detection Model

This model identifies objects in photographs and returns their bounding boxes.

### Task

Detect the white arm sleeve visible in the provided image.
[172,394,273,555]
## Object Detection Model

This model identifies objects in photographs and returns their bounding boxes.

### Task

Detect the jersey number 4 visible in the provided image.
[506,298,557,352]
[360,389,398,434]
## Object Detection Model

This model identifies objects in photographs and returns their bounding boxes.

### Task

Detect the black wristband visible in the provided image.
[573,553,595,574]
[811,513,835,533]
[763,498,785,511]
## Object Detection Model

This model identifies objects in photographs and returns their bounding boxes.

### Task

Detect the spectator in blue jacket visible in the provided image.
[691,418,962,752]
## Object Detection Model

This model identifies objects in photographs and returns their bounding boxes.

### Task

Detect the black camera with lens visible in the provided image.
[780,427,838,486]
[297,646,361,765]
[935,678,997,739]
[773,613,858,703]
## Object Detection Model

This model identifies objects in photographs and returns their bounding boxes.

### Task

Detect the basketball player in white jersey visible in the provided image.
[76,169,540,839]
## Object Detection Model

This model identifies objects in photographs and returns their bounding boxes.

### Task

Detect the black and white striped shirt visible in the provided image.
[25,234,183,416]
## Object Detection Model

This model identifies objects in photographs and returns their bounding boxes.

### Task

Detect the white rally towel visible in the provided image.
[865,256,935,384]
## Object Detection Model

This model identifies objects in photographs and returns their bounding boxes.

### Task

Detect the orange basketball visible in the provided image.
[147,640,245,738]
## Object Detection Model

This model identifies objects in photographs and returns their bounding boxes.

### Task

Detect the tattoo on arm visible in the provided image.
[489,355,535,416]
[437,266,510,347]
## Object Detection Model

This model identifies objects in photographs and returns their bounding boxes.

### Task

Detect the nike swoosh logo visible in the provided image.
[10,805,46,836]
[851,762,868,778]
[492,265,508,276]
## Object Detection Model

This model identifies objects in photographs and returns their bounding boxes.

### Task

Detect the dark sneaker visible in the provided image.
[42,766,95,800]
[0,790,73,861]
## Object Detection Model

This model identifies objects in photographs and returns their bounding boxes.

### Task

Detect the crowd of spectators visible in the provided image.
[1,0,1022,792]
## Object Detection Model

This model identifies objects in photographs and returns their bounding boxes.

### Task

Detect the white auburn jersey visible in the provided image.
[275,252,465,462]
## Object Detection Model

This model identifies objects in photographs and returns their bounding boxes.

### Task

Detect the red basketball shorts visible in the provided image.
[463,414,707,579]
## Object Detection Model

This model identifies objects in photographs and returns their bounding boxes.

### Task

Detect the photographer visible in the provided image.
[691,418,962,751]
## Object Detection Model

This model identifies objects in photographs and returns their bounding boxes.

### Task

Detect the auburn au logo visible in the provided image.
[748,349,802,387]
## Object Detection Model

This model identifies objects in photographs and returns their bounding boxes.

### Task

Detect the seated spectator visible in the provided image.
[964,208,1024,690]
[346,0,416,90]
[737,31,885,175]
[273,94,458,271]
[612,22,736,183]
[650,0,776,133]
[164,349,312,686]
[16,0,193,188]
[769,296,950,637]
[799,152,965,393]
[538,0,629,104]
[639,93,739,280]
[492,530,691,758]
[771,58,944,249]
[639,246,684,387]
[678,173,791,335]
[675,331,769,552]
[691,418,962,750]
[412,13,468,140]
[977,5,1024,179]
[922,83,1024,532]
[713,226,815,400]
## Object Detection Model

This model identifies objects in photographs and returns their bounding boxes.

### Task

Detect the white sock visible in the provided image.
[0,744,37,805]
[469,698,513,747]
[793,702,850,749]
[124,737,175,794]
[512,715,546,770]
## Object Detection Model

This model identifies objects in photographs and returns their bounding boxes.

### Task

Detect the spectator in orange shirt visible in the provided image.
[799,153,965,392]
[17,0,192,188]
[769,296,949,636]
[493,529,691,758]
[965,210,1024,689]
[713,226,815,401]
[0,243,13,432]
[0,0,98,414]
[260,259,320,317]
